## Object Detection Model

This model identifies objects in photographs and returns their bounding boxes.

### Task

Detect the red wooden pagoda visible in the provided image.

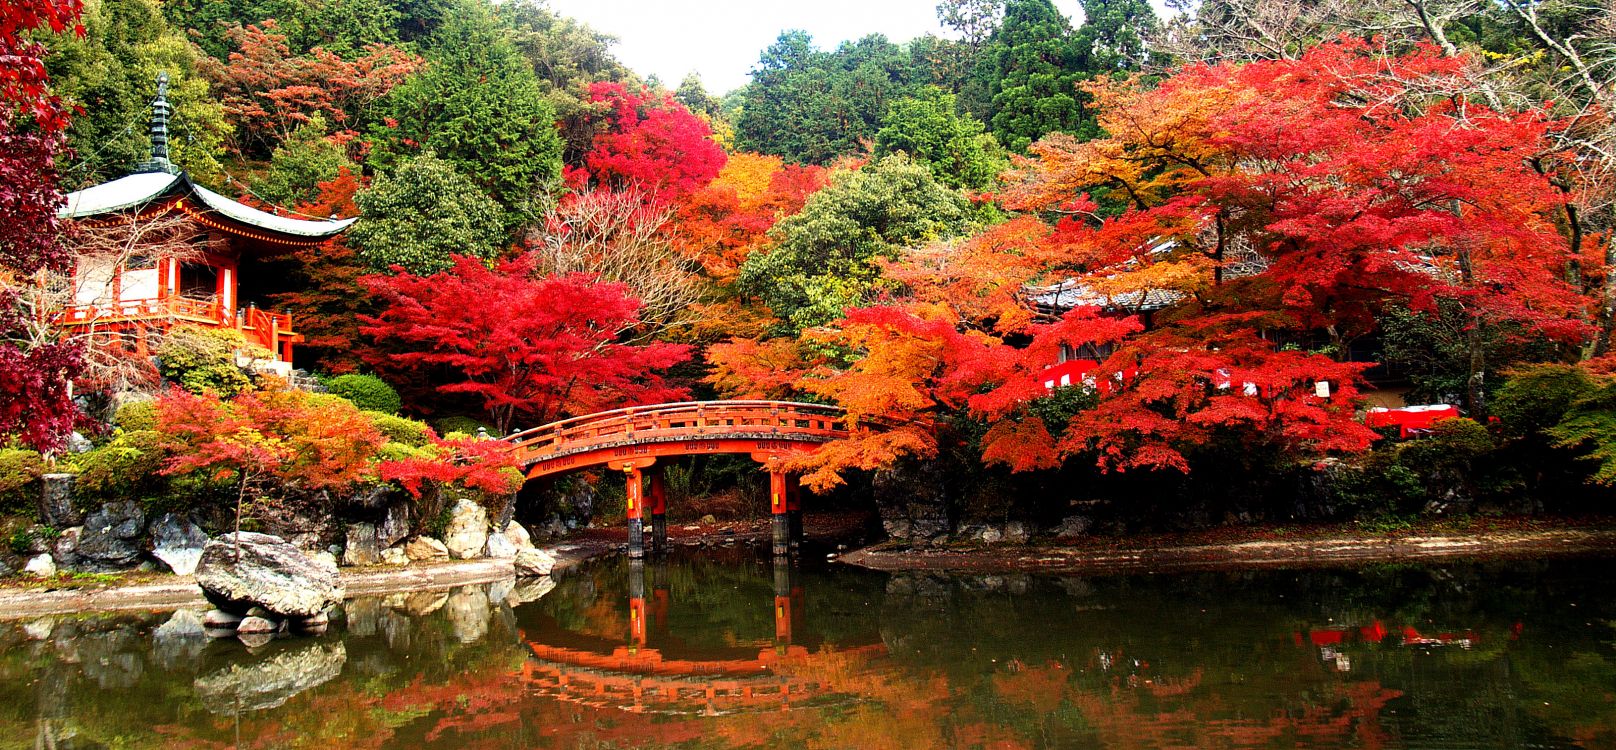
[56,73,354,366]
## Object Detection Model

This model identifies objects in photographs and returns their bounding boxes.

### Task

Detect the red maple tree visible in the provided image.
[573,81,727,201]
[360,254,691,433]
[0,0,84,453]
[751,40,1592,486]
[206,21,421,156]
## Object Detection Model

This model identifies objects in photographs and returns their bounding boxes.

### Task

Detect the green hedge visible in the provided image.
[326,373,402,414]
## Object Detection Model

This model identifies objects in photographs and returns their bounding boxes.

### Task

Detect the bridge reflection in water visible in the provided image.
[518,557,886,717]
[508,401,854,558]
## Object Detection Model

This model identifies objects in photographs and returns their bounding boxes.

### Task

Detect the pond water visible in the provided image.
[3,547,1615,749]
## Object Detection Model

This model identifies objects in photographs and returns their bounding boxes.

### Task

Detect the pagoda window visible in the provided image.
[74,259,116,305]
[120,253,160,301]
[178,262,219,300]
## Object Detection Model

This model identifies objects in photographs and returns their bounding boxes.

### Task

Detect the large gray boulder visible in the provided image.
[343,522,381,566]
[195,532,344,618]
[151,513,207,575]
[442,499,488,560]
[514,547,556,577]
[483,527,517,559]
[379,502,411,547]
[404,536,450,561]
[37,473,80,527]
[194,641,347,713]
[77,500,146,568]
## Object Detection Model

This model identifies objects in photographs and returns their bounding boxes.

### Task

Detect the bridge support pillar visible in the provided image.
[625,466,645,559]
[648,467,668,554]
[769,470,794,557]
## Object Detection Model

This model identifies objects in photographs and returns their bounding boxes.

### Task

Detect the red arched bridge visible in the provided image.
[505,401,850,557]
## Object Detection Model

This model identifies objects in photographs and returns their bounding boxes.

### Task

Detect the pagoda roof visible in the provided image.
[59,171,356,241]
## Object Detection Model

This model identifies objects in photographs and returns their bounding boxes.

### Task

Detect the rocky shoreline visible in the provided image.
[837,526,1616,574]
[0,543,611,620]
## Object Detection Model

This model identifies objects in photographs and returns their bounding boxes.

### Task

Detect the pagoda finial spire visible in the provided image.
[136,71,179,174]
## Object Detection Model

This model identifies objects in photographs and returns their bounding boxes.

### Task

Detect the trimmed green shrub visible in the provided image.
[0,449,45,516]
[1398,418,1496,474]
[114,400,157,432]
[364,411,433,447]
[327,373,402,414]
[72,430,170,504]
[1493,364,1596,439]
[432,415,493,438]
[156,325,265,397]
[1547,380,1616,485]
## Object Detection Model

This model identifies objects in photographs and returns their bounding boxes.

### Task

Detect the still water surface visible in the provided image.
[3,547,1615,749]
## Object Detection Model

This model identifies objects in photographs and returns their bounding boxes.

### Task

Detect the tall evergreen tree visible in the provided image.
[735,31,924,165]
[1073,0,1159,72]
[45,0,230,187]
[875,87,1005,190]
[976,0,1085,152]
[383,0,561,227]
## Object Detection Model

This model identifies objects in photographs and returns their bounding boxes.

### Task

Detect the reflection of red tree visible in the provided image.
[990,660,1402,750]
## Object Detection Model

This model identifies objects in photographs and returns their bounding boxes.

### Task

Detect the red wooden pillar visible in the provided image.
[769,469,790,556]
[648,466,668,553]
[625,466,645,559]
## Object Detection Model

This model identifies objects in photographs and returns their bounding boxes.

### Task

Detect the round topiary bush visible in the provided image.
[326,374,402,415]
[363,411,432,447]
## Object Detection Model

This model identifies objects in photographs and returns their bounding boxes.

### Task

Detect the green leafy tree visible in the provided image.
[1073,0,1158,73]
[253,113,354,208]
[735,31,925,165]
[976,0,1085,152]
[305,0,400,57]
[383,0,562,225]
[349,151,506,275]
[161,0,315,59]
[934,0,1003,111]
[738,154,972,330]
[875,86,1005,190]
[498,0,639,162]
[44,0,230,187]
[674,72,720,119]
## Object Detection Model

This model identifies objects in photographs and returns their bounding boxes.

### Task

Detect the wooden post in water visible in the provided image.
[625,466,645,559]
[769,469,790,556]
[648,466,668,554]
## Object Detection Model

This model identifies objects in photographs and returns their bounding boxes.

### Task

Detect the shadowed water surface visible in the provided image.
[2,547,1614,749]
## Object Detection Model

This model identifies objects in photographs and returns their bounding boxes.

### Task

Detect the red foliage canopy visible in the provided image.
[360,254,691,433]
[1,0,84,453]
[206,22,420,156]
[575,82,727,201]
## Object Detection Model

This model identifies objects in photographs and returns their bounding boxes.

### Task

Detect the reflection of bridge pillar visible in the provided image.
[772,557,802,651]
[786,476,803,549]
[625,466,645,559]
[769,469,793,557]
[650,558,670,639]
[628,557,647,649]
[648,466,668,554]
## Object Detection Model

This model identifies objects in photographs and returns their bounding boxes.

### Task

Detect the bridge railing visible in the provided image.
[506,401,849,464]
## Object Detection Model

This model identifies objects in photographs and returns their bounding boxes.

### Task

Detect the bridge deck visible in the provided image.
[508,400,849,478]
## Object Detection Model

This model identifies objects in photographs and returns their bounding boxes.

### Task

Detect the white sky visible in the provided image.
[538,0,1178,95]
